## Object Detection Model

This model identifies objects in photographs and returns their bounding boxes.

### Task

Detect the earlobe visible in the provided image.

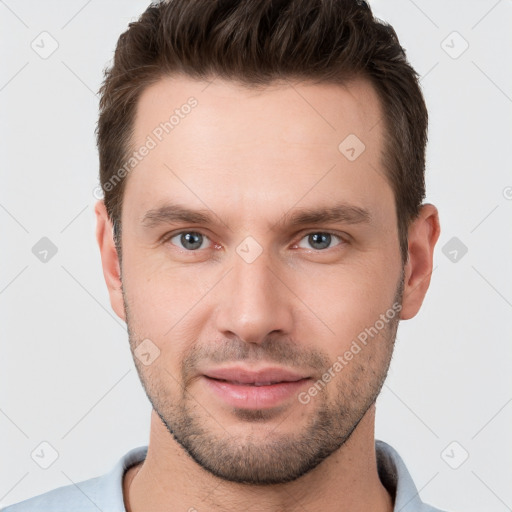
[400,203,441,320]
[94,200,126,322]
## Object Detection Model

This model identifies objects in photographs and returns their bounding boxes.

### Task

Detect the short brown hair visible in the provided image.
[96,0,428,265]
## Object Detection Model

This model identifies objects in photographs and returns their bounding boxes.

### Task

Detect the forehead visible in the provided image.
[124,74,391,227]
[133,74,383,150]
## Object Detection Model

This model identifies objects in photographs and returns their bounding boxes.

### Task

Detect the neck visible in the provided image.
[124,406,393,512]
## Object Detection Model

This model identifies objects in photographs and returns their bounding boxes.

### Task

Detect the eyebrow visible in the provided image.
[141,204,217,228]
[277,203,372,229]
[141,202,372,230]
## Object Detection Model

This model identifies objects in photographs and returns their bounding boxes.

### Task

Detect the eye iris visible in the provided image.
[181,232,203,250]
[309,233,331,250]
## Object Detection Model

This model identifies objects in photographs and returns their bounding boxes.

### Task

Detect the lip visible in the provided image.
[201,366,311,409]
[203,366,309,385]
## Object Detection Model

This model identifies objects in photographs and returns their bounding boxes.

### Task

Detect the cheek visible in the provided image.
[291,260,399,342]
[122,256,215,367]
[122,245,212,322]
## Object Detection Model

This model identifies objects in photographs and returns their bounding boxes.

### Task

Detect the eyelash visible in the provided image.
[162,230,348,253]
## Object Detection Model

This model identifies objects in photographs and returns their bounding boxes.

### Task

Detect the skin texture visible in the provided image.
[95,75,440,512]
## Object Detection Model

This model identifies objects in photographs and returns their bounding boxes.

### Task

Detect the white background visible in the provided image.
[1,1,511,510]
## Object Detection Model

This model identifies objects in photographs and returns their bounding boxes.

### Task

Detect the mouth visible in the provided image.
[200,366,311,409]
[202,365,310,385]
[207,378,299,386]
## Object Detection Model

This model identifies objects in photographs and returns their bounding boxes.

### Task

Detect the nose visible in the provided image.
[213,249,294,345]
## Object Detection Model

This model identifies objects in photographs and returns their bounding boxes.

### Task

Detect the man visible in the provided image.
[3,0,446,511]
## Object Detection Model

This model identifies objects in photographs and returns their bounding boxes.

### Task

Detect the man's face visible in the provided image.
[113,75,405,484]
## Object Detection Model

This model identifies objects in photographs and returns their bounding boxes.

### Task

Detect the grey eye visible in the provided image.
[170,232,210,250]
[297,232,342,250]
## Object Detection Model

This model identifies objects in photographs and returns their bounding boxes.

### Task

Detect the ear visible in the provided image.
[400,203,441,320]
[94,200,126,322]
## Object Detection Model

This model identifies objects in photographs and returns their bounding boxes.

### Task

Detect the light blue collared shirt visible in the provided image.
[2,440,449,512]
